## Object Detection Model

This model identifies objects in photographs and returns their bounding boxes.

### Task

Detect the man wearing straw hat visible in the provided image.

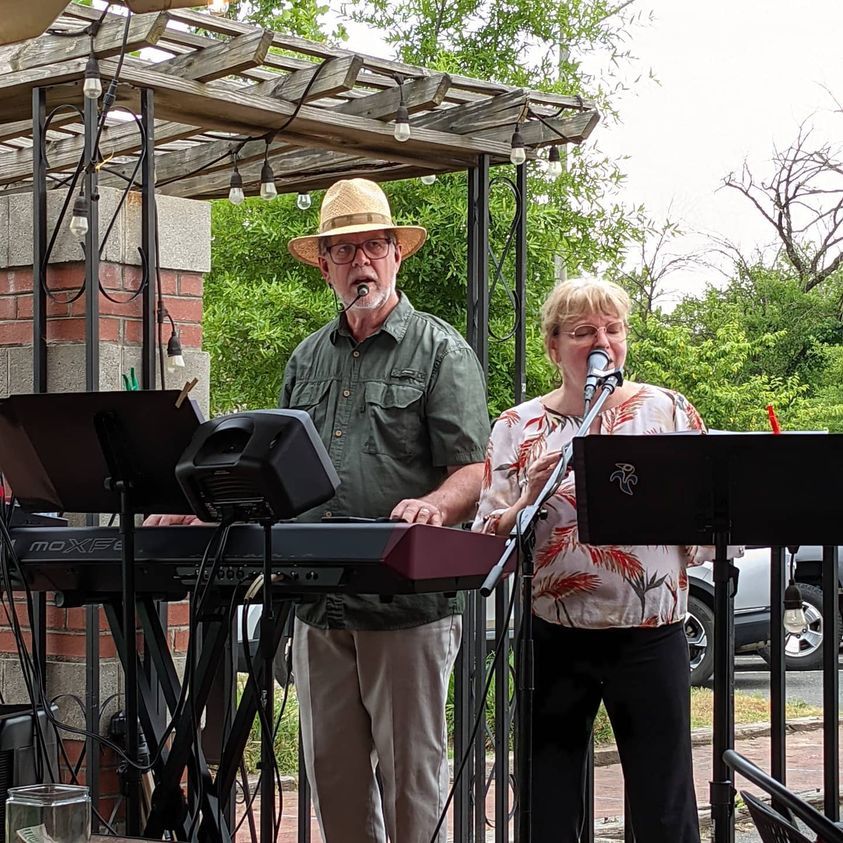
[284,178,490,842]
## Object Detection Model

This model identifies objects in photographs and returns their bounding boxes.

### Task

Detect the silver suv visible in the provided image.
[686,547,842,685]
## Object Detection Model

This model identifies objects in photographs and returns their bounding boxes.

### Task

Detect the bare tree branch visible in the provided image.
[722,119,843,291]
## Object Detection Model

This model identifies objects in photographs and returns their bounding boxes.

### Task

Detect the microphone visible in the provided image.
[339,283,370,313]
[583,348,611,408]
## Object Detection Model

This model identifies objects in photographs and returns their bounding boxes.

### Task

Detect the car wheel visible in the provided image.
[759,583,840,671]
[686,594,715,686]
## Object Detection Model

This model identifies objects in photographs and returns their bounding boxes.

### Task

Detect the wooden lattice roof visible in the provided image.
[0,2,600,200]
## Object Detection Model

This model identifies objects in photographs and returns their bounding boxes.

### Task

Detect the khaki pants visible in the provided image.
[292,615,461,843]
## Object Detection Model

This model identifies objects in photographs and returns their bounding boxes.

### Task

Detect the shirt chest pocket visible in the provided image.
[362,381,425,460]
[287,381,332,434]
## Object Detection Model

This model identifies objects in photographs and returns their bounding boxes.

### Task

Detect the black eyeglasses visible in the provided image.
[323,238,394,265]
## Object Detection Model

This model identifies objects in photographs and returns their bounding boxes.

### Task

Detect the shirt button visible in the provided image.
[342,389,351,397]
[334,430,343,437]
[352,350,360,358]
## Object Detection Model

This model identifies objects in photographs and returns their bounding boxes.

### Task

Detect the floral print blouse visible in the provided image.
[473,384,708,629]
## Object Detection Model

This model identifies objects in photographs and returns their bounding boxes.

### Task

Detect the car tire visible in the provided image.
[686,594,715,686]
[758,583,840,671]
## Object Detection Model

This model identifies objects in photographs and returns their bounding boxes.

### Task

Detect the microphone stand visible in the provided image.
[481,367,623,842]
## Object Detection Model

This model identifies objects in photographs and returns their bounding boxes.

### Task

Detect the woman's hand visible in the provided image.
[492,450,565,536]
[521,450,564,507]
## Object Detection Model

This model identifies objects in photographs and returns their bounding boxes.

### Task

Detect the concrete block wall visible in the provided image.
[0,187,210,827]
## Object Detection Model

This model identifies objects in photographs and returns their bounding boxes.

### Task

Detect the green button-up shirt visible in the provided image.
[281,293,490,630]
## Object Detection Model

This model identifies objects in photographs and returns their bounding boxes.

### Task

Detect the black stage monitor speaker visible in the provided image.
[175,409,340,523]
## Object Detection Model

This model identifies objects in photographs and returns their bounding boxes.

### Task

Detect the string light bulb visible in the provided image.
[69,192,89,238]
[259,160,277,201]
[547,145,563,177]
[783,580,808,635]
[83,54,102,100]
[296,192,312,211]
[228,165,244,205]
[393,104,410,142]
[166,330,185,373]
[420,174,436,185]
[393,75,410,142]
[509,124,526,166]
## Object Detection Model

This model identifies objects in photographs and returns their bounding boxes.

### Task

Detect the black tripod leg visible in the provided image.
[216,601,295,808]
[134,600,232,842]
[104,602,192,842]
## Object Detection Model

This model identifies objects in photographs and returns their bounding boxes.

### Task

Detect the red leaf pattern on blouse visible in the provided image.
[536,525,577,570]
[602,391,649,434]
[481,439,493,490]
[473,386,706,629]
[534,571,601,601]
[584,546,645,580]
[665,575,678,623]
[498,408,521,428]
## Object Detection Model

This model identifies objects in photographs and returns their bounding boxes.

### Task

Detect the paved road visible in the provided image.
[732,652,843,708]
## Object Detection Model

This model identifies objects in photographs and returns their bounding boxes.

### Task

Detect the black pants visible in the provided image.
[531,618,700,843]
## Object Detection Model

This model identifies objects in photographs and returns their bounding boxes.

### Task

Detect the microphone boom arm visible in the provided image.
[480,367,623,596]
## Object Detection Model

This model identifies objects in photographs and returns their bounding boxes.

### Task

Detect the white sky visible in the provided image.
[338,1,843,302]
[591,0,843,300]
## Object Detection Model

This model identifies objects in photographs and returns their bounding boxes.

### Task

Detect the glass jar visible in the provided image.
[5,784,90,843]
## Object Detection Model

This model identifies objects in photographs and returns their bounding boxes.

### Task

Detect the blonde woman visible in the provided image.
[474,277,703,842]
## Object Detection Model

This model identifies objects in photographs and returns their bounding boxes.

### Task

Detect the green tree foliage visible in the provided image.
[205,159,646,417]
[622,259,843,432]
[219,0,341,43]
[341,0,648,108]
[628,314,805,431]
[202,1,650,417]
[668,262,843,384]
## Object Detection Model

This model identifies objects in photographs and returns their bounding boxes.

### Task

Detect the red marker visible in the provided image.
[766,404,782,435]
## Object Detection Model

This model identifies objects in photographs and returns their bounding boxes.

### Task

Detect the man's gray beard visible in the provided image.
[341,284,391,311]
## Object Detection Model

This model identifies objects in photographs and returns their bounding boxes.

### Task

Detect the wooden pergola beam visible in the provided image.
[254,55,363,103]
[181,91,533,199]
[148,29,274,82]
[0,52,366,186]
[96,57,380,189]
[152,74,452,197]
[476,109,600,147]
[166,8,597,111]
[0,4,602,201]
[61,3,412,102]
[0,11,167,76]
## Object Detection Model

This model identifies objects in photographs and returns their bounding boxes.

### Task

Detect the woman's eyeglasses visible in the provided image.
[324,238,394,265]
[559,320,628,341]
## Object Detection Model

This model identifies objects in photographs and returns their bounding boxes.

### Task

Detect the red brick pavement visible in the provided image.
[250,724,841,841]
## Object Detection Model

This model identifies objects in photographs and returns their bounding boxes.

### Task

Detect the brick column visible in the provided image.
[0,187,209,828]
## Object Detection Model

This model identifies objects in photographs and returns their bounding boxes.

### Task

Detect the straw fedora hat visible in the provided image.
[288,178,427,267]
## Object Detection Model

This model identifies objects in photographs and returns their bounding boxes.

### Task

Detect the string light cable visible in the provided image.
[158,57,332,194]
[182,522,237,839]
[46,692,120,834]
[39,9,134,301]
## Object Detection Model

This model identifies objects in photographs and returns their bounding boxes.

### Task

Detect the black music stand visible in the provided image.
[572,432,843,843]
[0,390,202,836]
